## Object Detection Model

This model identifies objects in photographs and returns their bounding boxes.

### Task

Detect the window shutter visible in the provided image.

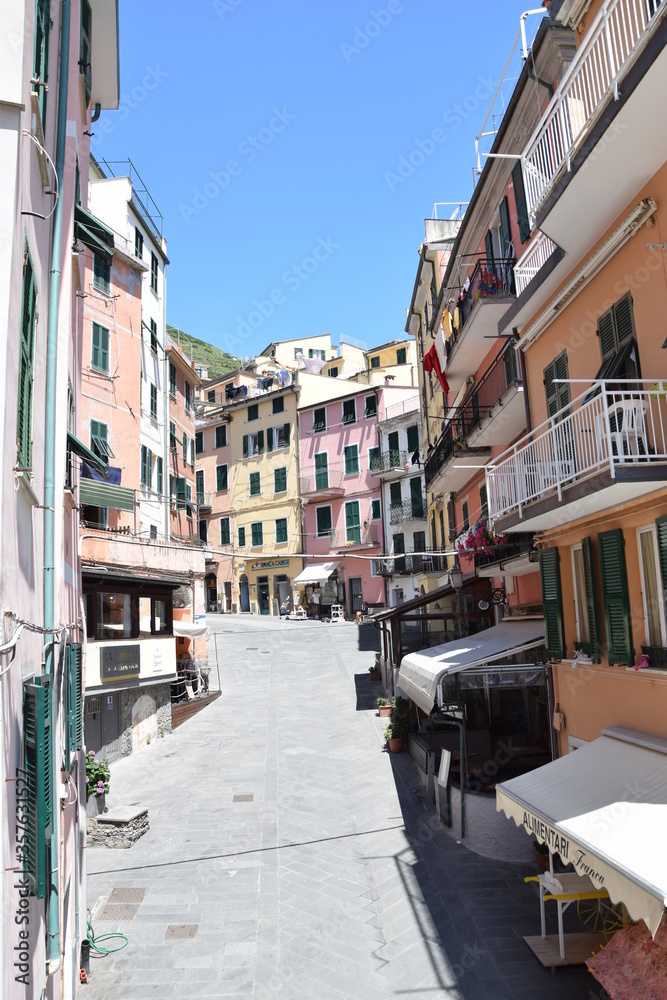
[484,230,494,264]
[613,292,635,348]
[598,529,633,665]
[67,643,83,757]
[23,678,51,898]
[512,160,530,243]
[267,427,273,452]
[581,537,600,662]
[257,430,264,454]
[283,422,290,447]
[242,435,248,458]
[406,425,419,454]
[655,516,667,630]
[539,548,566,658]
[597,308,617,363]
[499,196,511,256]
[544,351,570,418]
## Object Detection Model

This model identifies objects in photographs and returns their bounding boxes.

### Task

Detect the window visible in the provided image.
[150,252,158,293]
[342,398,356,424]
[512,161,530,244]
[314,452,328,490]
[251,522,263,546]
[93,253,110,293]
[371,499,381,520]
[157,456,163,494]
[33,0,50,126]
[313,408,326,432]
[91,322,109,371]
[199,519,208,544]
[410,477,423,517]
[216,464,228,491]
[220,517,230,545]
[148,318,158,355]
[274,467,287,493]
[316,506,332,538]
[242,431,264,457]
[595,293,639,381]
[414,530,426,554]
[207,389,216,403]
[370,356,380,369]
[461,499,469,531]
[571,539,600,661]
[248,403,259,421]
[293,347,303,359]
[272,395,285,414]
[238,526,246,548]
[169,363,177,397]
[406,424,419,454]
[196,469,205,501]
[368,446,380,473]
[249,471,261,496]
[190,439,195,467]
[169,421,176,451]
[135,227,143,259]
[150,383,158,419]
[539,548,566,659]
[215,424,227,448]
[499,195,511,256]
[309,348,326,360]
[90,420,113,461]
[344,445,359,475]
[141,445,151,487]
[182,433,187,463]
[17,247,36,468]
[195,431,204,454]
[79,0,92,104]
[267,423,290,451]
[365,395,377,418]
[329,366,338,378]
[544,351,571,418]
[185,382,192,412]
[396,347,407,365]
[598,529,634,665]
[479,483,488,520]
[276,518,288,543]
[389,481,402,511]
[638,526,667,648]
[345,501,361,544]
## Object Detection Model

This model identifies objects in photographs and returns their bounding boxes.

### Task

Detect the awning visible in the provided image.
[79,478,135,512]
[67,431,108,476]
[294,561,340,585]
[496,727,667,936]
[397,619,545,715]
[74,203,114,264]
[173,620,210,639]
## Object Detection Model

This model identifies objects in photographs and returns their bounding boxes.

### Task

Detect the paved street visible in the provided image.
[85,616,598,999]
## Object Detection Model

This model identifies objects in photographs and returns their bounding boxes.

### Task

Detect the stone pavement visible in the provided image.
[84,616,601,999]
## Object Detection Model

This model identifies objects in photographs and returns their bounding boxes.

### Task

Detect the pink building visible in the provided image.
[299,385,412,616]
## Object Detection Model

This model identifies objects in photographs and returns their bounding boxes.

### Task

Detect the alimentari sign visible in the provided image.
[250,559,291,571]
[100,644,141,683]
[520,809,605,886]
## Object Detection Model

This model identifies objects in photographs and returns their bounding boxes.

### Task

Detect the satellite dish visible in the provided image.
[477,599,490,611]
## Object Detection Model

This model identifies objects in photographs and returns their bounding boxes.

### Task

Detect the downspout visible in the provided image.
[44,0,71,973]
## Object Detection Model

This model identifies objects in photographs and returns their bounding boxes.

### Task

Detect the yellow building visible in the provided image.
[229,382,302,614]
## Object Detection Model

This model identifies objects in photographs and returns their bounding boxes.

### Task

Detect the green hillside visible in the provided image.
[166,325,240,380]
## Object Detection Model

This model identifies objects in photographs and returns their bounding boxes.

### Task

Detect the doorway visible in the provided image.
[349,577,363,615]
[258,577,270,615]
[205,573,217,612]
[239,574,250,613]
[85,692,121,762]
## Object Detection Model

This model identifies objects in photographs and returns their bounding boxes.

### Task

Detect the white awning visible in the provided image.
[173,621,211,639]
[496,727,667,936]
[397,619,545,715]
[294,561,340,585]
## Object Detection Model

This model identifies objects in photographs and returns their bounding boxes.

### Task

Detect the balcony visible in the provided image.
[299,470,345,501]
[444,259,516,390]
[375,552,444,577]
[196,492,212,512]
[389,497,427,524]
[487,380,667,533]
[521,0,667,256]
[513,232,558,297]
[330,522,381,551]
[462,341,526,448]
[379,397,421,426]
[370,449,408,478]
[424,420,492,497]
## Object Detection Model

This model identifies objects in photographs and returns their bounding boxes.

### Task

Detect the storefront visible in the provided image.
[235,557,302,616]
[294,561,342,618]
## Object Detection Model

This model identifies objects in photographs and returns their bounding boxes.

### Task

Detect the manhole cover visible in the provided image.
[246,647,258,650]
[108,887,146,905]
[233,794,254,802]
[165,924,198,940]
[97,903,140,921]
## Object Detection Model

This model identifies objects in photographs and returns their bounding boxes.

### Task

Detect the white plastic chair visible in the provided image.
[607,399,647,461]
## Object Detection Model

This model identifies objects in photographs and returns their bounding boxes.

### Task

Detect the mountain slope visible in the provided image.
[166,325,240,380]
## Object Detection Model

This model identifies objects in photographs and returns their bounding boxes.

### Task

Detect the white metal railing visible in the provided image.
[487,380,667,521]
[381,397,421,423]
[522,0,664,217]
[514,231,558,295]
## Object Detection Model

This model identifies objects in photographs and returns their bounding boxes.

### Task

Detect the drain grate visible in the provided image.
[233,794,254,802]
[246,647,258,650]
[97,903,140,921]
[108,887,146,905]
[165,924,198,940]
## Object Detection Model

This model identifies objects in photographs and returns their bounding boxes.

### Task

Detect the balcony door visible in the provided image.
[410,477,423,517]
[314,452,328,490]
[388,431,400,467]
[544,351,575,482]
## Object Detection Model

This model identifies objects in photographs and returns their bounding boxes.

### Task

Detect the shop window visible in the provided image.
[96,592,132,640]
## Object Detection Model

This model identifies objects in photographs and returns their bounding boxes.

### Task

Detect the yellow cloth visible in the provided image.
[453,306,460,331]
[442,308,453,342]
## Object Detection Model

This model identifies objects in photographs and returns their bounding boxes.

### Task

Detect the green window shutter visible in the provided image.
[176,477,186,508]
[141,445,147,486]
[499,196,511,256]
[23,678,51,898]
[220,517,230,545]
[252,522,263,546]
[276,518,288,543]
[393,533,405,554]
[196,469,204,496]
[316,506,332,535]
[238,526,246,547]
[597,308,617,363]
[655,516,667,630]
[17,248,37,468]
[249,471,260,495]
[389,481,402,505]
[215,425,226,448]
[344,446,358,475]
[257,430,264,454]
[274,467,287,493]
[406,425,419,454]
[91,322,109,371]
[157,457,163,494]
[369,446,380,472]
[182,433,187,462]
[216,465,227,491]
[512,160,530,243]
[67,644,83,757]
[267,427,274,452]
[581,537,600,662]
[410,477,423,516]
[598,529,634,665]
[539,548,566,659]
[314,452,328,489]
[484,229,495,264]
[283,422,290,447]
[242,434,248,458]
[345,501,361,542]
[613,292,635,348]
[544,351,570,418]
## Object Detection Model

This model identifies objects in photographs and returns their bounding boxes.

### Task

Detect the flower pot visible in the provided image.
[86,793,106,817]
[535,849,550,870]
[369,669,381,682]
[378,705,391,718]
[388,738,404,753]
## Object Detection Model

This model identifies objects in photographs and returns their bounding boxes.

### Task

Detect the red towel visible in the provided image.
[423,343,449,394]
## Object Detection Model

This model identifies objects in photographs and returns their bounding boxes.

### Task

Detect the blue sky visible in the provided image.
[97,1,544,359]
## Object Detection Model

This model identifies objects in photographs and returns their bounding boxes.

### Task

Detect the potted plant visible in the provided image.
[377,697,391,718]
[533,840,550,870]
[369,663,381,682]
[385,720,406,753]
[85,751,110,817]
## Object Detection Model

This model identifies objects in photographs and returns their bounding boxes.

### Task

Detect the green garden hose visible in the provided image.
[86,915,129,956]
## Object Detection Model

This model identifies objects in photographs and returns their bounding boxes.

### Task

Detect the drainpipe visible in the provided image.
[44,0,71,973]
[514,327,532,434]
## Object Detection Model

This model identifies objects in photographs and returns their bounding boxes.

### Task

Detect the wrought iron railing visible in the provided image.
[389,498,427,524]
[375,552,444,576]
[370,449,407,474]
[458,341,522,439]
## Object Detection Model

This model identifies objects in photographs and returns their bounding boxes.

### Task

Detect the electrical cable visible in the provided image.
[22,130,60,220]
[86,914,128,956]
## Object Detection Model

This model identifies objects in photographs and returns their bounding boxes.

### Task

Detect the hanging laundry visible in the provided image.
[453,306,460,331]
[435,326,448,372]
[441,307,453,342]
[410,447,420,466]
[423,343,449,394]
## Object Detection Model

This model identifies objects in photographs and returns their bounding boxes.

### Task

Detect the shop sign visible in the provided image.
[100,644,140,683]
[250,559,291,571]
[520,809,605,886]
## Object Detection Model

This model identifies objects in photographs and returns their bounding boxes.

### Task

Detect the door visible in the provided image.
[410,477,423,518]
[224,581,232,612]
[85,696,102,757]
[389,481,402,522]
[388,431,400,467]
[314,452,328,490]
[239,574,250,613]
[199,518,208,544]
[258,579,270,615]
[393,533,406,574]
[349,577,363,614]
[102,692,121,762]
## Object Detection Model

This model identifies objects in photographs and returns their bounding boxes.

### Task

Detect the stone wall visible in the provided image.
[119,681,172,757]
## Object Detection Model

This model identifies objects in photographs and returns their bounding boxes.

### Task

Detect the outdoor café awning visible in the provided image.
[496,727,667,936]
[173,621,210,639]
[294,561,340,585]
[397,619,545,715]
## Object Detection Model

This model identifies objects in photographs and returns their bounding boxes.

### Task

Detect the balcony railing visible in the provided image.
[389,498,427,524]
[446,257,516,347]
[487,380,667,521]
[513,232,558,295]
[381,397,421,423]
[375,552,444,576]
[472,532,535,568]
[330,522,380,549]
[459,341,522,436]
[522,0,664,218]
[370,449,407,474]
[196,492,213,509]
[299,470,344,494]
